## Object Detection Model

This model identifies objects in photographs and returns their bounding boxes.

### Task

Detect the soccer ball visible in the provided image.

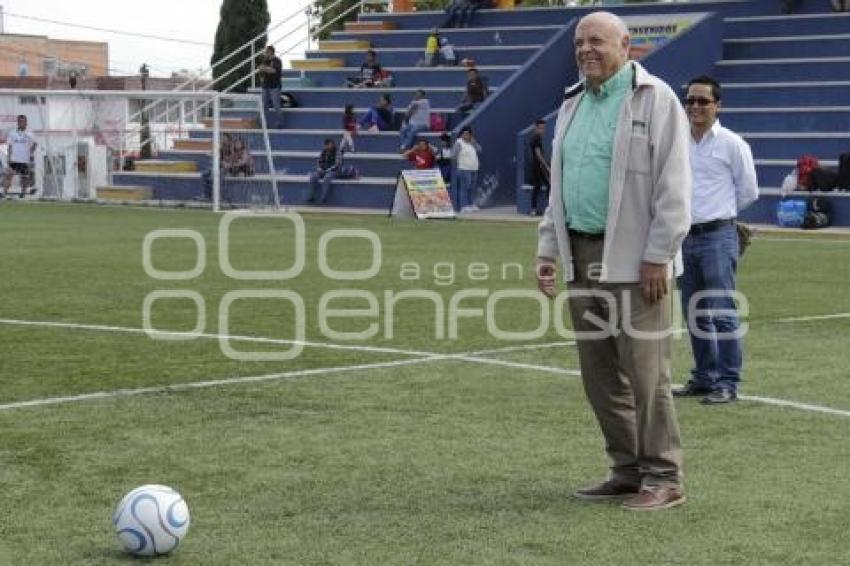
[113,484,190,556]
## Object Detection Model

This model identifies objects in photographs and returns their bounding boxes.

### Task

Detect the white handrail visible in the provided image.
[121,0,355,160]
[130,0,363,155]
[125,2,317,126]
[178,1,363,126]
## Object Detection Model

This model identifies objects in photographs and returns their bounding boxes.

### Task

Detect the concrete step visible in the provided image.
[160,149,408,177]
[724,34,850,59]
[134,160,198,173]
[247,86,471,108]
[173,139,213,151]
[201,116,258,129]
[332,25,561,49]
[318,39,371,51]
[717,81,850,107]
[724,13,850,38]
[112,171,398,208]
[96,185,154,201]
[715,57,850,81]
[280,65,517,88]
[360,1,779,31]
[720,106,850,132]
[290,58,346,70]
[304,45,540,67]
[266,106,454,130]
[741,132,850,160]
[345,21,397,32]
[187,128,442,153]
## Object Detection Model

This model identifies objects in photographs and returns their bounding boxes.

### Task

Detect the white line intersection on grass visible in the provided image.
[1,317,850,419]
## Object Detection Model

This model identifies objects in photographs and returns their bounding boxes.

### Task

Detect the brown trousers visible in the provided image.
[567,236,683,488]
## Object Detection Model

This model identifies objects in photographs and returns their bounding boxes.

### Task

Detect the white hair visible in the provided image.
[577,11,630,39]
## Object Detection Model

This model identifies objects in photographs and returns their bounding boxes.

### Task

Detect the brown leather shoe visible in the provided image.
[622,486,686,511]
[573,479,641,501]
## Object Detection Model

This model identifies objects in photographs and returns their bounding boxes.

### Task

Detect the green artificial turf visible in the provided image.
[1,202,849,565]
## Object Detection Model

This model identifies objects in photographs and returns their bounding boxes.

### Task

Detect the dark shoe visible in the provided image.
[622,486,686,511]
[673,380,713,398]
[701,388,737,405]
[573,479,641,501]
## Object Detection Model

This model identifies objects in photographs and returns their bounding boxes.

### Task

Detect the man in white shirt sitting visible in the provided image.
[673,76,759,405]
[2,115,38,198]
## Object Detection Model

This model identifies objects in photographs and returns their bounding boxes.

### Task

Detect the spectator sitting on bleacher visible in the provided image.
[454,67,489,125]
[439,37,457,66]
[223,136,254,177]
[358,94,394,132]
[422,28,440,67]
[403,138,437,170]
[443,0,470,28]
[399,90,431,151]
[341,103,357,153]
[444,0,492,28]
[347,49,383,88]
[307,138,340,204]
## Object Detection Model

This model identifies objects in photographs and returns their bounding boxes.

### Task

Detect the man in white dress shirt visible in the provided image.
[673,76,758,405]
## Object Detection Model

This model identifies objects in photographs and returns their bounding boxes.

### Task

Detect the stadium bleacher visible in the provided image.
[111,0,850,225]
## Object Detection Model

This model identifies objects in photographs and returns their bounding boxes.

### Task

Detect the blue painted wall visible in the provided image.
[455,18,579,206]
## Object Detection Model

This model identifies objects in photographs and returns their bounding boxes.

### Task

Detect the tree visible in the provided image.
[312,0,360,41]
[211,0,271,93]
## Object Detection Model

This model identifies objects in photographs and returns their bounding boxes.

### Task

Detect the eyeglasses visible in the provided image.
[685,97,716,107]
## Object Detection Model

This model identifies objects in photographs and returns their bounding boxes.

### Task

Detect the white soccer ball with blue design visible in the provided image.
[113,484,190,556]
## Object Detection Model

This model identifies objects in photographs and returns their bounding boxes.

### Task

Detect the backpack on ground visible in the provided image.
[776,198,807,228]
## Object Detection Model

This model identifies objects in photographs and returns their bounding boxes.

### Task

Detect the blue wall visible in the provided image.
[455,18,579,206]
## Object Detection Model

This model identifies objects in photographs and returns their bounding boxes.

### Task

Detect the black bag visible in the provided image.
[803,197,832,229]
[809,167,839,191]
[280,92,298,108]
[803,211,830,229]
[836,152,850,190]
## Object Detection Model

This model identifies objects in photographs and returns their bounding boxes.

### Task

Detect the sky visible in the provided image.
[1,0,313,77]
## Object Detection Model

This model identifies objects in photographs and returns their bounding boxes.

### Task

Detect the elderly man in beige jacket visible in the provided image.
[536,11,691,511]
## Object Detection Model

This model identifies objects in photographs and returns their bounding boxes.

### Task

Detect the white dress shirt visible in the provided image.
[689,120,759,224]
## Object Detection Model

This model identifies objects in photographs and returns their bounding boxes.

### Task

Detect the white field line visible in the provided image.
[0,317,578,360]
[464,341,575,356]
[757,237,850,245]
[2,317,850,419]
[0,357,442,412]
[0,317,431,357]
[737,395,850,418]
[776,313,850,323]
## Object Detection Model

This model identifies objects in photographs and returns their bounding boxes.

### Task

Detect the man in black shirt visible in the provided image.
[460,67,487,110]
[307,138,340,204]
[347,49,382,88]
[527,119,550,216]
[259,45,283,128]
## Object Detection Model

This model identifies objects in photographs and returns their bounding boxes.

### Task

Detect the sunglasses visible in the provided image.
[685,97,716,107]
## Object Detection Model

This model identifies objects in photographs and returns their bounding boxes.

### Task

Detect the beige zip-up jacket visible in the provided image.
[537,61,691,283]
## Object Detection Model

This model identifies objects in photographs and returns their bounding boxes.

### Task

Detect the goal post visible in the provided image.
[0,88,281,210]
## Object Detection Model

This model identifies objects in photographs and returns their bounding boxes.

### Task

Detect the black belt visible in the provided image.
[568,228,605,241]
[689,218,734,236]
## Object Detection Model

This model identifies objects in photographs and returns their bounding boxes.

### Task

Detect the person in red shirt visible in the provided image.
[402,138,436,169]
